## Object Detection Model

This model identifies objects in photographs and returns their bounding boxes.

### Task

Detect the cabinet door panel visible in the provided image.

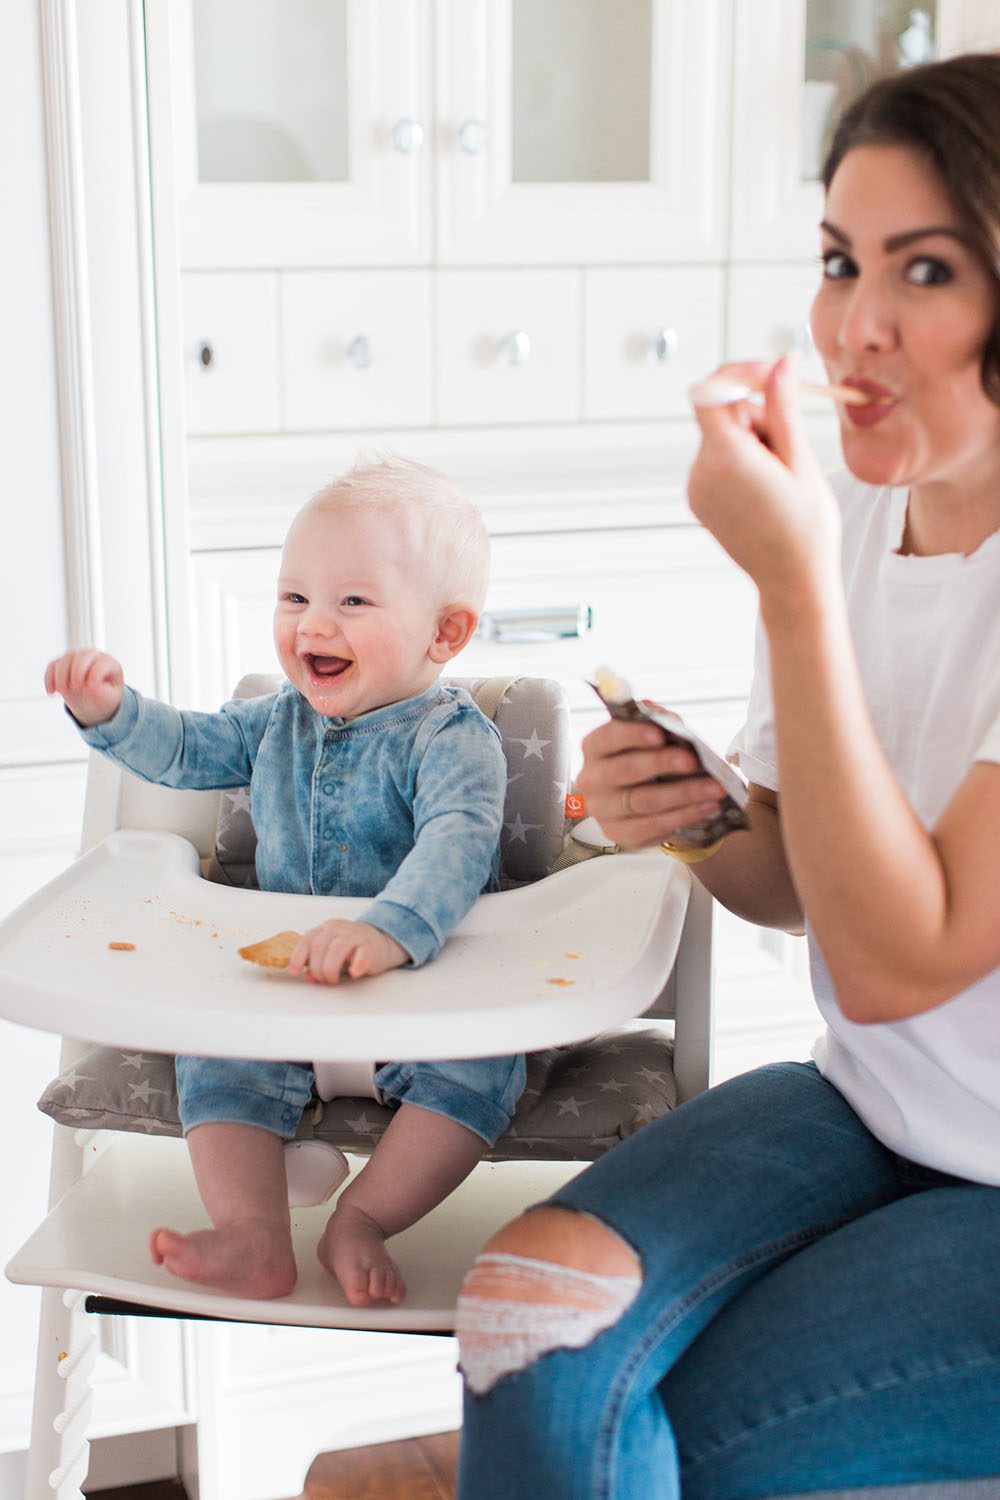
[190,527,757,716]
[584,268,724,420]
[463,527,758,710]
[281,271,432,431]
[436,270,581,426]
[436,0,729,264]
[150,0,431,269]
[730,0,1000,261]
[182,273,280,435]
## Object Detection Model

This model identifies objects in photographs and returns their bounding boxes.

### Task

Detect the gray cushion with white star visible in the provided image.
[212,674,573,889]
[37,1028,677,1161]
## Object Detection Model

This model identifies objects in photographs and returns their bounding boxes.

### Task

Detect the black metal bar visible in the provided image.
[83,1295,454,1335]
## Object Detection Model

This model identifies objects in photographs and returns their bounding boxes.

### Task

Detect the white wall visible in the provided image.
[0,0,89,1475]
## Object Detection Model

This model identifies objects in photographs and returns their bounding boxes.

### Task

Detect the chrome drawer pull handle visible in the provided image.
[477,604,593,644]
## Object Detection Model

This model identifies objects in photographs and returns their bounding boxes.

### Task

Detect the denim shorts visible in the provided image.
[175,1051,526,1147]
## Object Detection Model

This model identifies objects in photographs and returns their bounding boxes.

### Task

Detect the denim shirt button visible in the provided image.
[323,783,334,795]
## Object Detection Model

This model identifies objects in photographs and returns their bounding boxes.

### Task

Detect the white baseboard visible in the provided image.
[83,1424,188,1492]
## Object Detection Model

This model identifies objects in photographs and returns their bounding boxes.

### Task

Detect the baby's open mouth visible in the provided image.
[304,654,353,679]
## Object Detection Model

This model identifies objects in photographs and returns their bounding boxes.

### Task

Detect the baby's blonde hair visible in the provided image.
[305,456,490,611]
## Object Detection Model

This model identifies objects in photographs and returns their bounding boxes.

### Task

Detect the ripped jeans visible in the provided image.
[456,1061,1000,1499]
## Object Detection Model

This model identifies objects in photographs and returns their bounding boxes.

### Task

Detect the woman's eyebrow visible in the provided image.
[819,219,967,252]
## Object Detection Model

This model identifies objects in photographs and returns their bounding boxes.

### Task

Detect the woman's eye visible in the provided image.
[820,250,856,280]
[906,256,953,286]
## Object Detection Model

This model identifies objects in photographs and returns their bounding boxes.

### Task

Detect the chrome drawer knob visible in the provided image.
[346,335,374,371]
[497,330,531,368]
[649,328,678,364]
[391,117,424,155]
[458,118,490,155]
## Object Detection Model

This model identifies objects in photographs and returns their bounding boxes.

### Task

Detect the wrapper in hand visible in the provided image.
[592,667,751,849]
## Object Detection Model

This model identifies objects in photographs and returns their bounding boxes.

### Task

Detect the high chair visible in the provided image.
[1,674,712,1500]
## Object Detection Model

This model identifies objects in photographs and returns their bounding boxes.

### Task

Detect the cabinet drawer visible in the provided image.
[463,526,758,711]
[182,273,280,435]
[436,270,581,426]
[190,527,759,718]
[584,268,724,420]
[726,264,830,406]
[280,270,432,431]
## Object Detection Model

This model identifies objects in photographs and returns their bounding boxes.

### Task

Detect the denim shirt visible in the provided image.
[81,681,505,965]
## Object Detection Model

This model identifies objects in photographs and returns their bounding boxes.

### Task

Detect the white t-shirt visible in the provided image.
[728,471,1000,1186]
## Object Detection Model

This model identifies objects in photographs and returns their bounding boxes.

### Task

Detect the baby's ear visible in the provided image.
[429,605,478,662]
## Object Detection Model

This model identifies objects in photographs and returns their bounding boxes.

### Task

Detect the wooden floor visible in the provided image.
[89,1430,460,1500]
[298,1431,459,1500]
[88,1428,458,1500]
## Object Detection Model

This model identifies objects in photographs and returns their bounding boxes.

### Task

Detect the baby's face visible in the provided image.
[274,505,446,719]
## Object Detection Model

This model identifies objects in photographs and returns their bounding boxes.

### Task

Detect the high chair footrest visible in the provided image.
[7,1134,583,1331]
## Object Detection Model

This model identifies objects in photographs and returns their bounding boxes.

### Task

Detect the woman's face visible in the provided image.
[811,144,1000,491]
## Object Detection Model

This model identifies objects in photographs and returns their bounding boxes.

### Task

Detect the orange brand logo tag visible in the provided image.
[565,792,586,820]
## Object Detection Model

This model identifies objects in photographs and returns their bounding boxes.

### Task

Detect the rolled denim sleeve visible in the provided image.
[361,708,505,965]
[80,686,275,790]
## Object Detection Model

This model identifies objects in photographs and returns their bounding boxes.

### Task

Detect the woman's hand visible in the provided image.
[575,717,725,850]
[686,356,842,613]
[288,919,408,986]
[45,649,125,727]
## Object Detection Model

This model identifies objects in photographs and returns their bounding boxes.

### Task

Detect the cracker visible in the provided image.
[238,930,302,969]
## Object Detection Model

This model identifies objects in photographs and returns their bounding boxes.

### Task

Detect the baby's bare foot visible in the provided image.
[149,1221,297,1299]
[317,1202,406,1306]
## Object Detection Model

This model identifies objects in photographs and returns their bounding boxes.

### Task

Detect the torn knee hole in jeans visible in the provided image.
[456,1249,642,1395]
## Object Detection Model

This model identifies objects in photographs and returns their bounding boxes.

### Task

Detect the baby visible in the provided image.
[45,457,524,1307]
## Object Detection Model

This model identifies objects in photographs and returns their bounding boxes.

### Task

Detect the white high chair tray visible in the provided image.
[7,1134,583,1329]
[0,830,690,1061]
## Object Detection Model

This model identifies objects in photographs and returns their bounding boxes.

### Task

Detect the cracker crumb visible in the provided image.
[108,941,135,952]
[563,951,581,959]
[546,977,576,987]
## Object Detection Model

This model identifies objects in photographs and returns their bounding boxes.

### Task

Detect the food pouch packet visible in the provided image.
[592,666,751,849]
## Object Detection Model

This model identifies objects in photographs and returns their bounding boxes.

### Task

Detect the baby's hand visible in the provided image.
[288,920,408,986]
[44,649,125,728]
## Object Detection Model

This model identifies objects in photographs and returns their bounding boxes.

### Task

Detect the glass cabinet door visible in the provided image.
[147,0,430,268]
[730,0,997,261]
[801,1,938,180]
[436,0,730,264]
[191,0,351,185]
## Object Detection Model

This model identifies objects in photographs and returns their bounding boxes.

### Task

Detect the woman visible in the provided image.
[454,54,1000,1500]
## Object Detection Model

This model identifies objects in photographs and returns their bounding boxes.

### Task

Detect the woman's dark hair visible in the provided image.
[822,52,1000,405]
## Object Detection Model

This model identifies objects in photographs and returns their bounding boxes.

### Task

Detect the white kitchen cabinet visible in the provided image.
[584,268,725,421]
[181,273,280,436]
[726,262,834,418]
[188,513,759,743]
[152,0,727,274]
[434,0,729,265]
[281,270,433,432]
[436,270,582,427]
[730,0,1000,262]
[148,0,431,269]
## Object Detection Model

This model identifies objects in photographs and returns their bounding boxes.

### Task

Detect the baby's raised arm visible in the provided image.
[45,649,124,727]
